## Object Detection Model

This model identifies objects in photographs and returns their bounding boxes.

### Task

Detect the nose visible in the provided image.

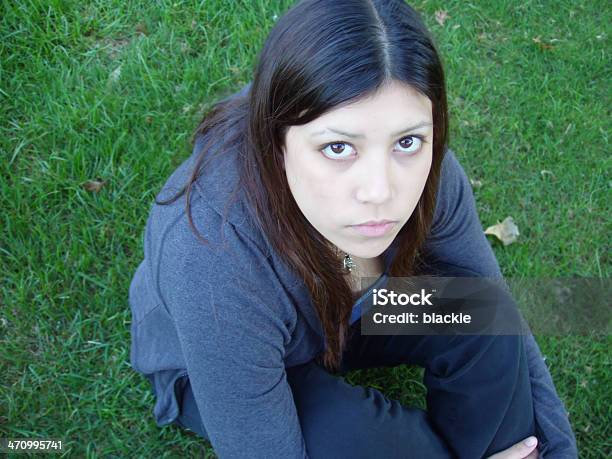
[354,152,393,204]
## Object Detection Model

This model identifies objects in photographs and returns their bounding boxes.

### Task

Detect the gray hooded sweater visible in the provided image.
[128,83,577,458]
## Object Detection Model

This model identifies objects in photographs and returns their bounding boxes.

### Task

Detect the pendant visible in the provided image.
[343,253,354,273]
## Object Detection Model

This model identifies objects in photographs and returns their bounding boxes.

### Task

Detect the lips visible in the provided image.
[353,219,396,226]
[350,220,397,237]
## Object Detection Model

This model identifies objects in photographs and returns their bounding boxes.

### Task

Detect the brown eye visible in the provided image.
[330,143,345,154]
[399,137,414,148]
[321,142,355,159]
[396,136,424,154]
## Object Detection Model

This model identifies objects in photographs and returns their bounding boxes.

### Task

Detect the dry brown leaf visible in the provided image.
[435,10,450,26]
[484,216,520,246]
[532,36,554,50]
[83,180,107,193]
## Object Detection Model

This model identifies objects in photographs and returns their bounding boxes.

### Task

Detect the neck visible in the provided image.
[343,254,385,295]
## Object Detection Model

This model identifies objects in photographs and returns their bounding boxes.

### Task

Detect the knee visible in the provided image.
[297,388,402,458]
[290,364,450,458]
[288,363,388,457]
[429,333,524,381]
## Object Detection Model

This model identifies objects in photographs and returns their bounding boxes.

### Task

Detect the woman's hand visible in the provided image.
[486,436,539,459]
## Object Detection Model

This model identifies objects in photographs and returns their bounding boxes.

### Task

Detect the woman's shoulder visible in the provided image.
[154,131,248,221]
[429,146,472,230]
[143,130,273,287]
[151,180,300,328]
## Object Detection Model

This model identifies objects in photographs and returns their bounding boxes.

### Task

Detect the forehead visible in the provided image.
[297,81,432,135]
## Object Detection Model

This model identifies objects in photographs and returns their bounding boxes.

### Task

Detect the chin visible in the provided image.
[346,241,390,259]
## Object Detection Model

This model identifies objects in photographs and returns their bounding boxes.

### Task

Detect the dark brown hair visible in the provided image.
[156,0,449,372]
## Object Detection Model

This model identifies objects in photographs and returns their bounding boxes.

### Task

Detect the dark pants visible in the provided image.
[173,319,535,459]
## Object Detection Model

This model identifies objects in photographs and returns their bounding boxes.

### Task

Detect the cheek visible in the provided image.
[285,163,335,214]
[411,149,433,185]
[284,154,309,193]
[287,159,337,196]
[293,178,342,223]
[397,156,431,206]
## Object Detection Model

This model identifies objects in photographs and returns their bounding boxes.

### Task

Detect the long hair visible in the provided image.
[156,0,449,372]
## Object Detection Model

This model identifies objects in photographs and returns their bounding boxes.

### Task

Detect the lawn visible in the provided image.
[1,0,609,457]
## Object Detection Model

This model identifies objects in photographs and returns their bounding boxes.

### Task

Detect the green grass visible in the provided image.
[1,0,609,457]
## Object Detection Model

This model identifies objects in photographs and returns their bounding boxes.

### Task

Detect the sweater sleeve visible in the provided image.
[158,203,308,459]
[421,148,578,459]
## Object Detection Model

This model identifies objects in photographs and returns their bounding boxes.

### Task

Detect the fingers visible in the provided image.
[486,436,539,459]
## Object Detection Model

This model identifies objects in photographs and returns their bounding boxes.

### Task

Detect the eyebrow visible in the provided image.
[309,121,433,139]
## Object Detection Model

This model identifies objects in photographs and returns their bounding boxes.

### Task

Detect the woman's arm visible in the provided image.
[158,203,309,458]
[420,147,578,459]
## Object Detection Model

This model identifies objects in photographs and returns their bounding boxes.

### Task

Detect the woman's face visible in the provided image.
[283,80,433,259]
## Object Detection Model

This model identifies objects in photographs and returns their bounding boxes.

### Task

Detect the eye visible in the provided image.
[396,135,426,154]
[319,135,427,160]
[320,142,356,159]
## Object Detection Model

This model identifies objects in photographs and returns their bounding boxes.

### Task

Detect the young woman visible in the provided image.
[128,1,577,457]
